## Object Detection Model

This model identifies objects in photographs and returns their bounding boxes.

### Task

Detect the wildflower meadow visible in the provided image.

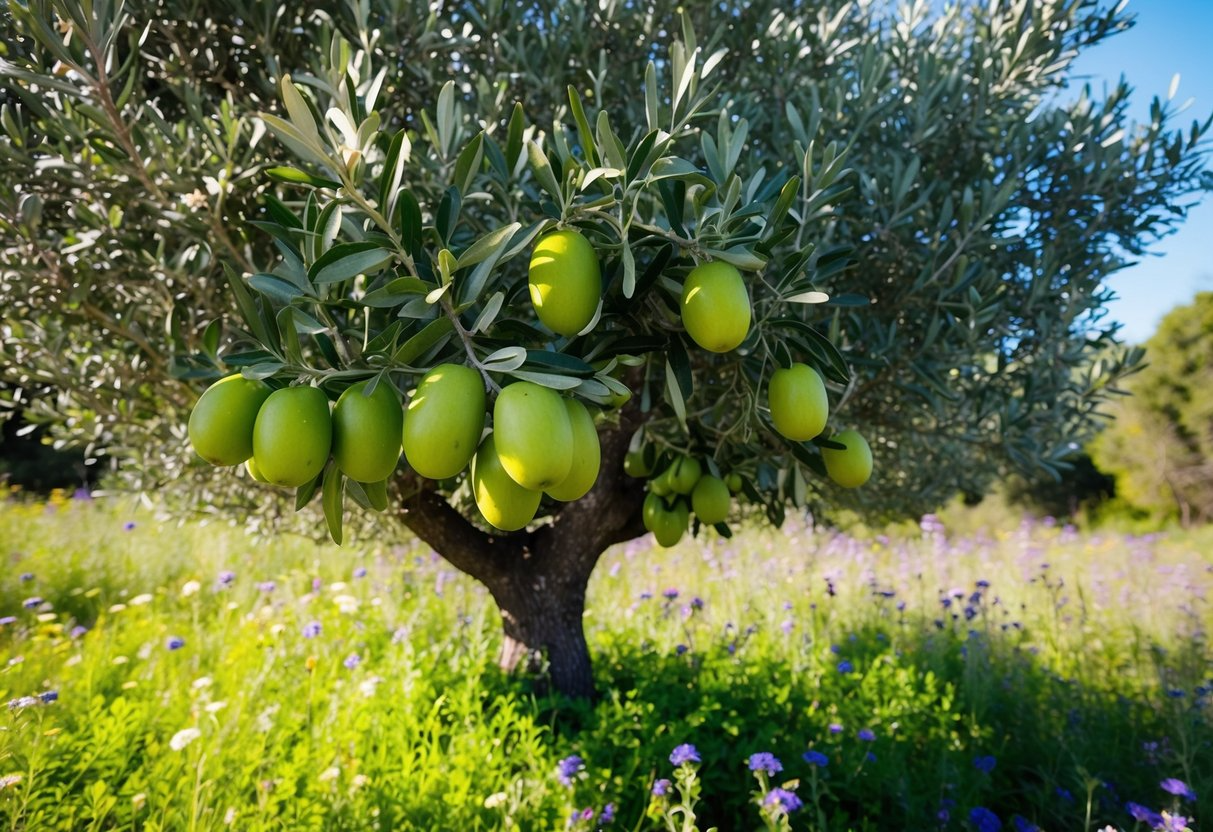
[0,494,1208,830]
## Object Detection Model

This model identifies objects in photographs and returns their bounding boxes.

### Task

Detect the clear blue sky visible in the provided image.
[1067,0,1213,343]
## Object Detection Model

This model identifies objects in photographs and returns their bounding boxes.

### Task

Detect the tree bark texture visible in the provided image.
[395,400,648,698]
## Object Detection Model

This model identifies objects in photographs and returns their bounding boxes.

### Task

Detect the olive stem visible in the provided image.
[442,297,502,398]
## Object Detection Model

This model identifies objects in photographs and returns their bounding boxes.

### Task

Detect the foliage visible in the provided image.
[0,499,1209,829]
[1002,452,1116,520]
[2,0,1209,529]
[1091,292,1213,526]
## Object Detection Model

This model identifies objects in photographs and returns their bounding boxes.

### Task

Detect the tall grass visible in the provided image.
[0,496,1208,830]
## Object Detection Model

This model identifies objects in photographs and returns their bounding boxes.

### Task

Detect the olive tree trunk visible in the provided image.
[395,406,646,699]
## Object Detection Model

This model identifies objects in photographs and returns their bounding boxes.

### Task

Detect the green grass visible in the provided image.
[0,497,1209,831]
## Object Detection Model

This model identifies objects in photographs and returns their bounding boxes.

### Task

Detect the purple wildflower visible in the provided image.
[556,755,584,787]
[302,621,322,639]
[828,723,844,734]
[969,806,1002,832]
[1127,803,1164,827]
[217,571,236,587]
[675,644,688,656]
[166,636,185,651]
[763,788,803,813]
[802,750,829,767]
[22,597,42,609]
[747,752,783,775]
[70,625,88,638]
[38,691,58,703]
[353,567,367,579]
[1012,816,1039,832]
[669,744,700,766]
[19,573,33,583]
[123,521,136,531]
[601,803,615,824]
[662,588,679,600]
[858,728,876,742]
[0,617,17,626]
[974,755,997,773]
[1160,779,1196,800]
[257,581,276,593]
[652,778,671,797]
[343,653,360,670]
[837,660,854,674]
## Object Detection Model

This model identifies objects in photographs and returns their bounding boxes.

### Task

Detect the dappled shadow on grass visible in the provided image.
[524,619,1210,831]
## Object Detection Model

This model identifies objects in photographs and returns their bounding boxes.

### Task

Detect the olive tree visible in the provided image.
[2,0,1209,697]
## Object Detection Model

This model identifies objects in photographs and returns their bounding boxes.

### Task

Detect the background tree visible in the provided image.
[1091,292,1213,526]
[2,0,1209,696]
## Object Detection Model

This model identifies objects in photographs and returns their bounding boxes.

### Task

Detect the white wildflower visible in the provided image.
[192,676,213,690]
[169,728,201,751]
[130,594,153,606]
[181,580,201,597]
[319,766,340,782]
[484,792,508,809]
[204,701,227,714]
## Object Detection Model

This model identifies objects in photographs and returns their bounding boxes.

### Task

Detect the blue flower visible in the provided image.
[1012,816,1039,832]
[865,752,877,762]
[123,521,136,531]
[1127,802,1163,827]
[0,617,17,626]
[764,788,803,813]
[663,588,679,600]
[748,752,783,775]
[969,806,1002,832]
[675,644,689,656]
[690,597,705,610]
[257,581,276,593]
[1160,778,1196,800]
[353,567,367,579]
[38,691,58,703]
[601,803,615,824]
[19,573,33,583]
[857,728,876,742]
[669,744,700,766]
[802,750,829,767]
[70,625,88,638]
[974,755,997,773]
[343,653,360,670]
[651,778,671,796]
[22,597,42,609]
[217,571,236,587]
[166,636,185,651]
[828,723,843,734]
[556,755,584,787]
[302,621,322,639]
[837,660,854,674]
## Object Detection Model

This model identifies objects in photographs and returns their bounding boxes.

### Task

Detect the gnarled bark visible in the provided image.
[396,402,647,698]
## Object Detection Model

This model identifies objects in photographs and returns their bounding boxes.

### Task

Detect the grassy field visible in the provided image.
[0,494,1209,831]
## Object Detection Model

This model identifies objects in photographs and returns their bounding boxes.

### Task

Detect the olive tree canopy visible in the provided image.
[2,0,1209,695]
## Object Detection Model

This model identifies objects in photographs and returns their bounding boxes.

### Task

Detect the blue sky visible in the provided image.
[1067,0,1213,342]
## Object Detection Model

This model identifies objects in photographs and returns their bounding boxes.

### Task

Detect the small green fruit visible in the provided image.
[822,429,873,488]
[691,475,731,525]
[725,472,744,493]
[680,261,751,352]
[528,229,602,336]
[188,374,272,466]
[253,386,332,488]
[332,380,403,483]
[769,363,829,441]
[402,364,486,480]
[652,499,689,548]
[472,434,542,531]
[493,381,573,490]
[545,398,601,502]
[623,449,652,478]
[668,455,702,495]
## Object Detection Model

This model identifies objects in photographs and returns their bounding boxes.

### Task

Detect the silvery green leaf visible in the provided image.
[481,346,528,372]
[784,291,830,304]
[507,370,581,390]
